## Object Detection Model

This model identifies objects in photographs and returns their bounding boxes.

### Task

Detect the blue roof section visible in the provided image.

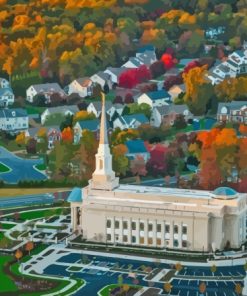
[125,139,147,154]
[123,113,149,124]
[77,119,100,131]
[0,108,27,118]
[67,187,83,202]
[137,45,155,53]
[0,87,13,96]
[146,90,171,101]
[213,187,238,196]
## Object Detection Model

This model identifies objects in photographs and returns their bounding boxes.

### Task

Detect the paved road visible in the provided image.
[0,193,54,208]
[0,147,47,184]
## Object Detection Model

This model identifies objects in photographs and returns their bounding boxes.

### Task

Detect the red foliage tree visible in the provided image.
[150,60,166,78]
[125,93,134,104]
[183,60,201,73]
[119,65,151,89]
[163,73,183,90]
[61,127,73,143]
[161,53,175,70]
[114,95,124,104]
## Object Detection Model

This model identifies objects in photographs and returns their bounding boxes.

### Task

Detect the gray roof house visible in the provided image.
[26,83,66,103]
[41,105,79,125]
[104,67,131,84]
[0,87,15,107]
[113,113,149,130]
[87,101,113,118]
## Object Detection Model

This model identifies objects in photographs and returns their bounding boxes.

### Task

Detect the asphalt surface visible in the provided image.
[0,146,47,184]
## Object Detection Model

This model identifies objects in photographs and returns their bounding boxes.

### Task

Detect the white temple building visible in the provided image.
[68,94,247,252]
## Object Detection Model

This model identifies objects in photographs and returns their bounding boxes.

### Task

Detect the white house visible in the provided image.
[67,77,94,98]
[41,105,79,125]
[73,119,100,144]
[113,113,149,130]
[26,83,66,103]
[0,88,15,107]
[87,101,113,118]
[150,105,170,127]
[90,71,112,89]
[104,67,129,84]
[122,57,143,69]
[0,108,28,133]
[0,78,10,88]
[137,90,171,108]
[217,101,247,124]
[135,45,157,66]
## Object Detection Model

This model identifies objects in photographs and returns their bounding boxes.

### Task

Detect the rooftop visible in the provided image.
[146,90,171,101]
[0,108,27,118]
[125,139,148,154]
[68,187,83,202]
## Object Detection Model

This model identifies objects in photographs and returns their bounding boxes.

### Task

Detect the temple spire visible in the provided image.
[90,92,119,191]
[99,92,108,145]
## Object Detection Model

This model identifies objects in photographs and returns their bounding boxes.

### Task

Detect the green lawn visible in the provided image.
[0,162,11,173]
[0,255,18,293]
[1,223,16,229]
[35,163,47,171]
[19,208,64,220]
[99,284,141,296]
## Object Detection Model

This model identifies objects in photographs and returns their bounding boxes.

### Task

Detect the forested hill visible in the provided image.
[0,0,246,85]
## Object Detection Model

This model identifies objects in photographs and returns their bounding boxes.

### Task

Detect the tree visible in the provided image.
[114,96,124,104]
[183,65,215,115]
[26,138,37,154]
[15,132,26,146]
[150,60,165,78]
[61,127,73,143]
[235,283,243,295]
[161,53,175,70]
[130,155,147,180]
[25,241,34,255]
[173,115,187,129]
[125,93,134,104]
[122,284,130,295]
[175,262,183,272]
[73,111,96,123]
[164,282,172,293]
[210,264,217,274]
[199,282,206,295]
[15,249,23,262]
[112,144,129,176]
[164,74,183,90]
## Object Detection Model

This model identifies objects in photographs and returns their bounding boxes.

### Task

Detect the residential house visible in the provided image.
[26,83,66,104]
[207,49,247,85]
[113,113,149,130]
[163,104,193,126]
[217,101,247,124]
[125,139,150,162]
[87,101,113,118]
[104,67,130,84]
[150,105,170,127]
[135,45,157,66]
[73,119,100,144]
[47,127,61,149]
[122,57,143,69]
[168,84,186,101]
[0,87,15,107]
[67,77,94,98]
[90,71,112,89]
[41,105,79,125]
[205,26,225,39]
[0,78,10,88]
[137,90,171,108]
[0,108,28,133]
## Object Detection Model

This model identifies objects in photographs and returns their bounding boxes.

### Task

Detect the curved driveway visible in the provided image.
[0,147,47,184]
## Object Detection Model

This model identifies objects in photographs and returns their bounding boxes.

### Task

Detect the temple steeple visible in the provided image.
[91,93,119,190]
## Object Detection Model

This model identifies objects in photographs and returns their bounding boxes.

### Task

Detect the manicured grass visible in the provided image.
[0,255,18,293]
[0,162,10,173]
[68,266,82,272]
[19,208,64,220]
[99,284,141,296]
[1,223,16,229]
[35,163,47,171]
[36,224,67,230]
[0,231,5,240]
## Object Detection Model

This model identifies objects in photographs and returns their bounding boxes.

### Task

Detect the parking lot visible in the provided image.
[21,246,246,296]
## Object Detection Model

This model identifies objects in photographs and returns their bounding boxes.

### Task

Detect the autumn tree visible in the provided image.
[183,65,214,115]
[15,249,23,262]
[61,127,73,143]
[15,132,26,146]
[199,282,206,295]
[73,111,96,123]
[112,144,129,176]
[25,241,34,255]
[130,155,147,182]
